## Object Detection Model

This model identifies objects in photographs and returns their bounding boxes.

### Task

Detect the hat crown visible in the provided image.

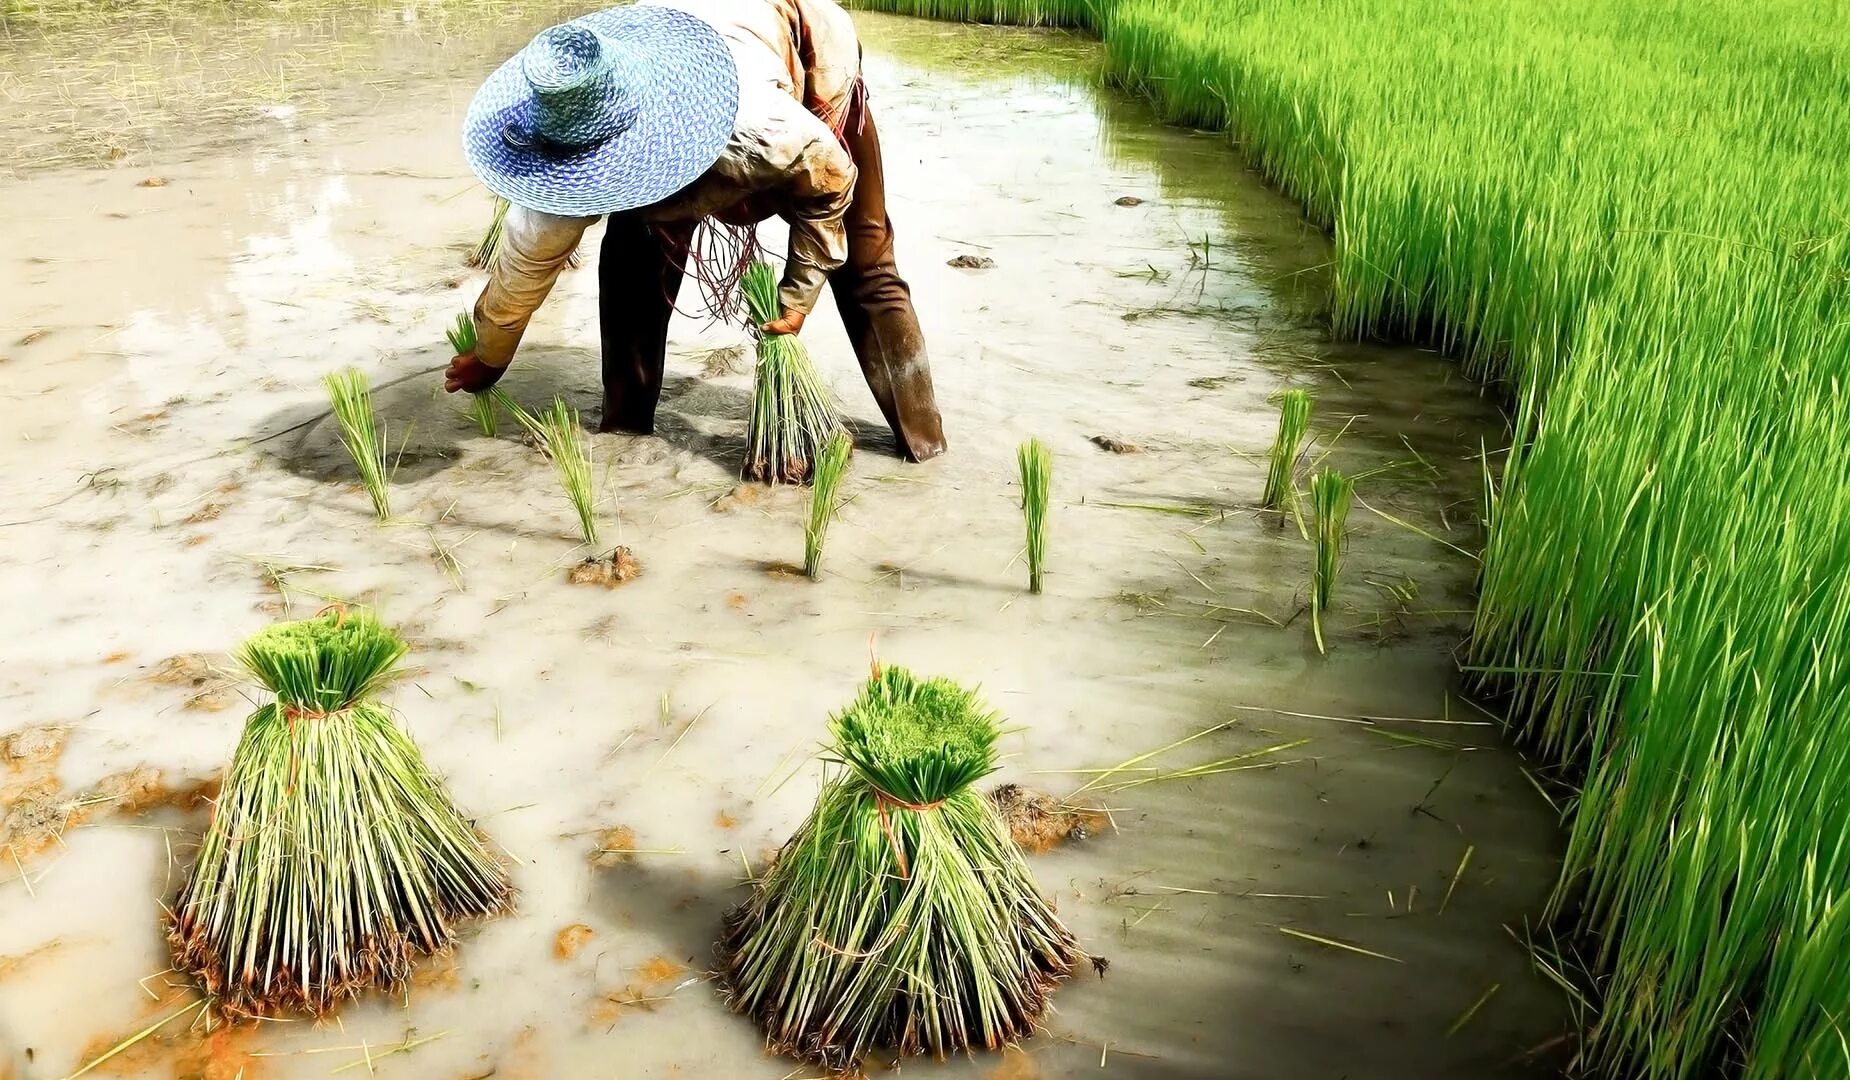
[518,24,642,149]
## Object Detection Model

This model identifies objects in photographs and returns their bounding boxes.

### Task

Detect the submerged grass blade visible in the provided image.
[1309,468,1354,654]
[805,432,853,580]
[1018,438,1051,594]
[323,368,391,521]
[1262,388,1311,512]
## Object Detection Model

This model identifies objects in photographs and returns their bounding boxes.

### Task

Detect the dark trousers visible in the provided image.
[596,102,947,462]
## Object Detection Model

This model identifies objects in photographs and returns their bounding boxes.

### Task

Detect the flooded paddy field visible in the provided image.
[2,7,1569,1077]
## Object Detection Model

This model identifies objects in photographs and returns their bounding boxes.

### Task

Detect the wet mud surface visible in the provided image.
[1,8,1567,1078]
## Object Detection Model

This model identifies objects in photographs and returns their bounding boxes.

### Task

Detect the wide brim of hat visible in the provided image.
[463,6,739,217]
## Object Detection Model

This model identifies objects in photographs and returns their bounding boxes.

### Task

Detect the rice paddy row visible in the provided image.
[856,0,1850,1075]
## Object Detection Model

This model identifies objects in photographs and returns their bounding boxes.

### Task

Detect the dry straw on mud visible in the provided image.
[168,609,511,1018]
[719,666,1081,1070]
[804,432,853,580]
[741,261,841,484]
[323,368,392,521]
[1309,468,1353,654]
[1018,438,1051,593]
[1262,388,1311,512]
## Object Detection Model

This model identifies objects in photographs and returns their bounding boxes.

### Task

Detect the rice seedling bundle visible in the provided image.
[719,666,1081,1069]
[1308,468,1352,655]
[169,609,511,1018]
[740,261,842,484]
[804,431,853,580]
[1017,438,1051,594]
[442,311,501,438]
[468,196,511,270]
[1262,388,1311,512]
[323,368,392,521]
[864,0,1850,1072]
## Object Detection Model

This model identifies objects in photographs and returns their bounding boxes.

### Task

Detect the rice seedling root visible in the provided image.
[718,667,1082,1069]
[567,546,642,588]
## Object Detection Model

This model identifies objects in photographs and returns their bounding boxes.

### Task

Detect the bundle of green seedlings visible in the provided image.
[444,311,503,438]
[168,609,512,1017]
[511,395,639,586]
[740,261,841,484]
[1308,468,1353,655]
[1262,388,1311,513]
[323,368,393,521]
[468,195,579,271]
[719,666,1081,1069]
[804,432,853,580]
[1018,438,1051,594]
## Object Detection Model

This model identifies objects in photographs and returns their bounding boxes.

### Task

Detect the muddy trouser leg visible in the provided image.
[830,101,948,462]
[598,214,694,435]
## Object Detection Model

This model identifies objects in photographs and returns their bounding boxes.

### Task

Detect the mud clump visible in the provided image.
[568,548,641,589]
[71,994,264,1080]
[989,784,1107,854]
[1114,195,1145,207]
[947,254,996,270]
[0,725,68,770]
[554,923,595,960]
[699,345,747,378]
[591,955,687,1026]
[710,484,762,514]
[1089,435,1142,454]
[590,825,639,868]
[145,654,237,711]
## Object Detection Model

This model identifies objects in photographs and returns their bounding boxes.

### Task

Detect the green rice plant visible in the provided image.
[323,368,392,521]
[1018,438,1051,594]
[168,609,512,1018]
[862,0,1850,1072]
[718,666,1081,1069]
[740,261,842,484]
[1262,388,1311,512]
[1308,468,1354,655]
[804,432,853,580]
[535,396,597,548]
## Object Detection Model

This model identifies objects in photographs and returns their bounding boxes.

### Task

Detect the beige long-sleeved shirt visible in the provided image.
[473,0,861,369]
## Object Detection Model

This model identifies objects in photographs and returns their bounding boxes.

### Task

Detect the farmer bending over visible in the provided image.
[445,0,947,463]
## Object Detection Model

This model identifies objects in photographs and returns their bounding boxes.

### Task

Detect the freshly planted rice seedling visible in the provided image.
[536,396,598,549]
[719,666,1081,1069]
[804,431,853,580]
[1262,388,1311,512]
[1018,438,1051,594]
[323,368,392,521]
[169,609,511,1018]
[740,261,841,484]
[1308,468,1353,655]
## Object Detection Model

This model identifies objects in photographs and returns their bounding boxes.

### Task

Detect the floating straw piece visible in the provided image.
[1309,468,1354,654]
[323,368,392,521]
[1263,389,1312,512]
[740,261,841,484]
[719,666,1081,1070]
[1018,438,1051,594]
[804,432,853,580]
[168,609,512,1018]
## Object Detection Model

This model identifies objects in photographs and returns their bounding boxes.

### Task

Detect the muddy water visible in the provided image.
[1,8,1568,1078]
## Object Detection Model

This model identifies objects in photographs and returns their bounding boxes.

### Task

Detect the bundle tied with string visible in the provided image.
[719,666,1081,1069]
[740,260,843,484]
[168,609,512,1018]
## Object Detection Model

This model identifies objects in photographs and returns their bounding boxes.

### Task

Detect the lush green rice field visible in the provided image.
[857,0,1850,1076]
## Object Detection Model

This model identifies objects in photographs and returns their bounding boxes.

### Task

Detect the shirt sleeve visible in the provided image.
[472,205,596,369]
[775,111,857,316]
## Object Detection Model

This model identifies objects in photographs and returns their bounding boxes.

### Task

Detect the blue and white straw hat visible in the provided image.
[463,5,740,217]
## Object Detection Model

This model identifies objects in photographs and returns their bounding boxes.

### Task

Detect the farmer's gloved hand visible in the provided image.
[763,308,807,337]
[444,352,505,394]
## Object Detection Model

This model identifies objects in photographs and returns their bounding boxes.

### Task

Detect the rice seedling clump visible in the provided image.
[804,431,853,580]
[719,666,1081,1069]
[1018,438,1051,593]
[740,261,842,484]
[1262,388,1311,512]
[168,608,512,1018]
[323,368,392,521]
[1309,468,1353,654]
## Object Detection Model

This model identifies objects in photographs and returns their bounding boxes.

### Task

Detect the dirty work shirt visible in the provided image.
[472,0,861,369]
